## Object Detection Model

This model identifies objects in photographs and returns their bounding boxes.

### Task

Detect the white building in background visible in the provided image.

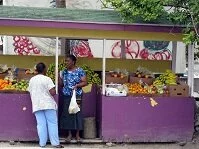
[2,0,186,73]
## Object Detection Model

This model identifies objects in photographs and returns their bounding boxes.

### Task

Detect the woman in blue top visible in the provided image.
[59,55,87,142]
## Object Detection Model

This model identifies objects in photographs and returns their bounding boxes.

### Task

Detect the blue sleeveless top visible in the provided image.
[62,67,86,96]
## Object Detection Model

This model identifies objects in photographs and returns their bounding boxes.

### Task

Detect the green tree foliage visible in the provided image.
[103,0,170,22]
[103,0,199,55]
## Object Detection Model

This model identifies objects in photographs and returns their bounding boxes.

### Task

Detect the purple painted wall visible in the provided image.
[82,85,97,118]
[0,93,38,141]
[100,96,195,142]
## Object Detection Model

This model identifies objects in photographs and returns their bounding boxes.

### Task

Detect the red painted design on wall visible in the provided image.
[13,36,40,55]
[139,48,171,60]
[111,40,172,60]
[111,40,140,59]
[71,40,93,58]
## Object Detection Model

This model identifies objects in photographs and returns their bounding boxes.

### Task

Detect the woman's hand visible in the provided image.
[73,84,78,90]
[72,76,87,90]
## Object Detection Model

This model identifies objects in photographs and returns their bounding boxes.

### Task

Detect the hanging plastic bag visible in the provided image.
[68,90,80,114]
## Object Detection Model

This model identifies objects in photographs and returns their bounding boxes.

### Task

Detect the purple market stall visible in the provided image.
[0,85,97,141]
[97,59,195,142]
[98,95,195,142]
[0,6,196,142]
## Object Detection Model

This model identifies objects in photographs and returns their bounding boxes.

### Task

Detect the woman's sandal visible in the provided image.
[76,137,82,143]
[54,144,64,148]
[65,138,71,143]
[65,136,72,143]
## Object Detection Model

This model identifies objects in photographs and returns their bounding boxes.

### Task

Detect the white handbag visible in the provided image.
[68,90,80,114]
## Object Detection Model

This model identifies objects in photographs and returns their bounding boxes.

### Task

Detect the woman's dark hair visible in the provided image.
[36,62,46,74]
[67,54,77,64]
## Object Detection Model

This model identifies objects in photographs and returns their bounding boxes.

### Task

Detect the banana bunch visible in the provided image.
[164,70,177,85]
[153,69,176,94]
[81,64,101,85]
[153,80,164,94]
[46,63,55,82]
[47,61,65,82]
[153,79,164,86]
[153,69,177,87]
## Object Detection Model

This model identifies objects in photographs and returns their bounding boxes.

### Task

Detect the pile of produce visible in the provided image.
[125,83,158,94]
[81,64,101,85]
[0,79,12,90]
[47,61,65,82]
[47,62,101,85]
[0,79,28,91]
[125,83,148,94]
[153,69,177,94]
[134,66,154,78]
[109,69,128,79]
[12,80,29,91]
[0,65,29,91]
[153,69,177,86]
[125,69,177,95]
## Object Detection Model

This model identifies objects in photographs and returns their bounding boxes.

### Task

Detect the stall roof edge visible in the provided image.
[0,17,186,27]
[0,6,185,31]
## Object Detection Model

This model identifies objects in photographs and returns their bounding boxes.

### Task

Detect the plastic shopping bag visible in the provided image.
[68,90,80,114]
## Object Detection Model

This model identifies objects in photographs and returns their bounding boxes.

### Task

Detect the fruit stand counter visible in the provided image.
[0,85,97,141]
[99,95,195,142]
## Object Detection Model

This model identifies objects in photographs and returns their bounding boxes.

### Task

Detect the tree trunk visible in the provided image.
[56,0,70,56]
[56,0,66,8]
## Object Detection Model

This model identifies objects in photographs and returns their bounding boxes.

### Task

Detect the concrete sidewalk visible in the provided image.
[1,142,199,149]
[1,136,199,149]
[0,148,100,149]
